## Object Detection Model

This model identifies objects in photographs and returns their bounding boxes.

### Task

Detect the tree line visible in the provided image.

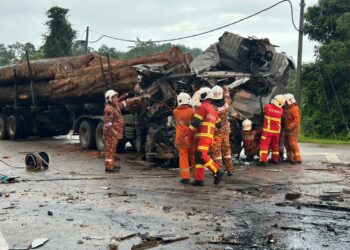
[0,6,202,66]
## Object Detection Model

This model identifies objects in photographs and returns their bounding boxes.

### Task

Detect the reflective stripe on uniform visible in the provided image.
[194,114,203,120]
[194,133,214,139]
[223,155,231,159]
[189,125,196,131]
[265,115,281,122]
[214,156,222,161]
[198,145,209,151]
[295,152,301,156]
[105,158,114,162]
[259,150,268,156]
[261,136,266,139]
[195,164,204,169]
[202,122,215,127]
[204,159,218,173]
[272,151,279,155]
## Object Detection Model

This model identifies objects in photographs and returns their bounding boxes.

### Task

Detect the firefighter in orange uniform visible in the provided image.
[210,85,234,176]
[189,87,224,186]
[258,95,285,166]
[241,119,261,161]
[103,90,143,172]
[283,93,302,164]
[173,93,195,184]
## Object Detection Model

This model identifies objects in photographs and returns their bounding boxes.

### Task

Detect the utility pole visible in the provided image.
[295,0,305,104]
[85,26,89,54]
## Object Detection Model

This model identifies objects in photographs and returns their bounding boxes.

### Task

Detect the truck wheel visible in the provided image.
[79,120,96,150]
[95,122,104,152]
[7,115,23,140]
[0,114,9,140]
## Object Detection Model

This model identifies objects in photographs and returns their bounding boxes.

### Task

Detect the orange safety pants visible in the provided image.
[284,135,301,161]
[259,132,279,163]
[177,147,195,180]
[194,137,219,181]
[104,137,119,169]
[210,131,234,172]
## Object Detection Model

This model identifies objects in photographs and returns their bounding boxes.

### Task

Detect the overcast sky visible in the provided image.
[0,0,318,62]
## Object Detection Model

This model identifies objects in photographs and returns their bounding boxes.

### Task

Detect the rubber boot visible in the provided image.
[180,179,190,184]
[214,169,224,185]
[191,180,204,186]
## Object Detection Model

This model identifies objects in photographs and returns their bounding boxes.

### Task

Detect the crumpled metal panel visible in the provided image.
[190,44,220,75]
[232,84,286,125]
[217,32,244,58]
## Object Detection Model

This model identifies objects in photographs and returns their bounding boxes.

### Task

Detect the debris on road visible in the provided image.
[208,235,242,245]
[267,234,276,244]
[30,238,49,249]
[47,211,53,216]
[107,191,137,197]
[280,226,303,231]
[108,236,119,250]
[285,193,301,200]
[131,238,159,250]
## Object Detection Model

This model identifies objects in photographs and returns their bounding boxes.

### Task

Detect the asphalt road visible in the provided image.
[1,137,350,250]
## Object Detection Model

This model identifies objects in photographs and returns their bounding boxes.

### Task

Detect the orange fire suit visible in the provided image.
[284,103,301,162]
[104,94,142,169]
[189,100,221,181]
[210,91,234,173]
[259,103,284,163]
[242,128,262,158]
[173,105,195,180]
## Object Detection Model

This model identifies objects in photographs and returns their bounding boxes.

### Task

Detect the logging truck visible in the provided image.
[0,32,295,162]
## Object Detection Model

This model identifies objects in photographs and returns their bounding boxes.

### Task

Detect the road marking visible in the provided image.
[324,153,341,163]
[302,153,342,163]
[0,231,8,250]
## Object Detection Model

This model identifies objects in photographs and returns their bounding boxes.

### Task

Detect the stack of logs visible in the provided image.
[0,47,191,105]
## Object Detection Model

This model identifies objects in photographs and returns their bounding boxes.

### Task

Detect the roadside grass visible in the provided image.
[299,134,350,145]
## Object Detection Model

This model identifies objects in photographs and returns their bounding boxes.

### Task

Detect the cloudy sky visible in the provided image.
[0,0,318,61]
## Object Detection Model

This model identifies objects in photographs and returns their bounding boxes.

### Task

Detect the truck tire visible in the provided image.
[0,114,9,140]
[79,120,96,149]
[7,115,23,140]
[95,122,104,152]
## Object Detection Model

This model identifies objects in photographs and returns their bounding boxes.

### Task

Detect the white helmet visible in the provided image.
[105,89,118,103]
[137,75,143,83]
[199,87,213,100]
[284,93,296,105]
[242,119,253,131]
[212,85,224,100]
[271,94,286,108]
[177,92,192,106]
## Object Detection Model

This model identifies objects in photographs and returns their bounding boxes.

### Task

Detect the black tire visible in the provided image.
[79,120,96,150]
[95,122,104,152]
[0,114,9,140]
[7,115,23,140]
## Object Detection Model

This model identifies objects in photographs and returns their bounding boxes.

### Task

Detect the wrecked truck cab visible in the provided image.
[190,31,294,126]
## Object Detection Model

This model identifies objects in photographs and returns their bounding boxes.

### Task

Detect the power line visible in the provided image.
[89,0,299,44]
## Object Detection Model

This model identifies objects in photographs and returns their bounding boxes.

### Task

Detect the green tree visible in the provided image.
[42,6,76,58]
[0,42,42,66]
[302,0,350,139]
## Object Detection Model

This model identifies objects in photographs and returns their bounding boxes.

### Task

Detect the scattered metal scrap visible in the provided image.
[107,191,137,197]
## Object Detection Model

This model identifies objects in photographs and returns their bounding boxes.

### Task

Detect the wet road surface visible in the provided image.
[1,138,350,249]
